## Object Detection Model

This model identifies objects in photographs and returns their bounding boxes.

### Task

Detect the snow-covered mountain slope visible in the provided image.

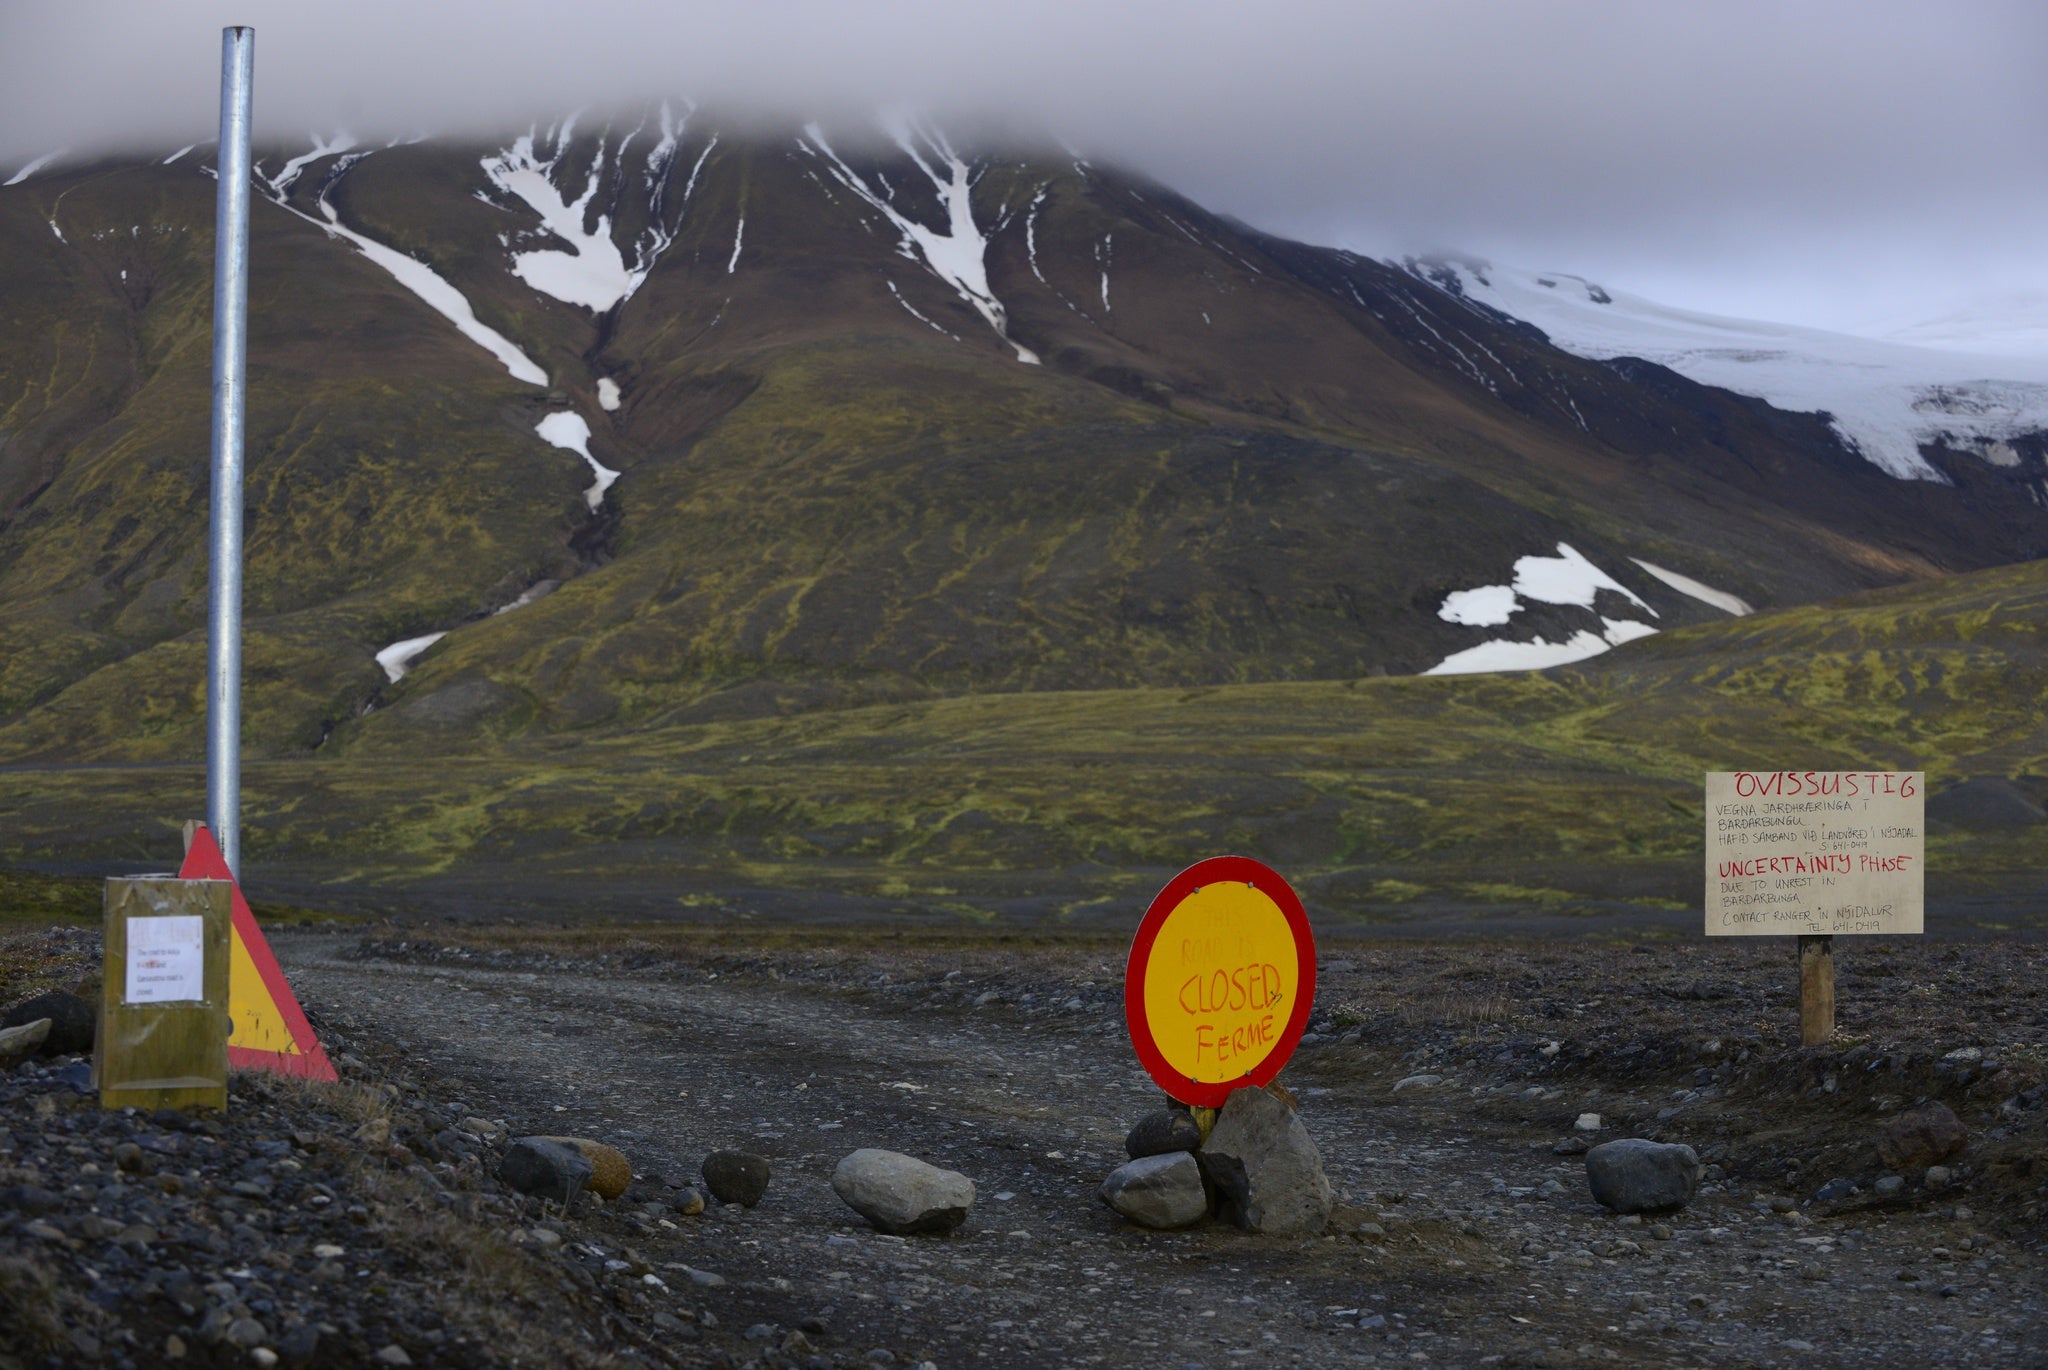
[1875,290,2048,361]
[1404,256,2048,482]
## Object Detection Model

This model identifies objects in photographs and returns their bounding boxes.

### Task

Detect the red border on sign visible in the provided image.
[180,826,338,1082]
[1124,855,1316,1108]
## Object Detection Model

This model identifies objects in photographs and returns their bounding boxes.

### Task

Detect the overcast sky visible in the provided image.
[5,0,2044,335]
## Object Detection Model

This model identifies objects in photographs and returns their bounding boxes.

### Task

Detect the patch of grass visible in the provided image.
[0,869,98,928]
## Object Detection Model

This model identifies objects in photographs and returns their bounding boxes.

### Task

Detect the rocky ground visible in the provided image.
[3,922,2045,1368]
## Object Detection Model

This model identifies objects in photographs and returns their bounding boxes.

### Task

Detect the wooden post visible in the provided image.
[1798,934,1835,1047]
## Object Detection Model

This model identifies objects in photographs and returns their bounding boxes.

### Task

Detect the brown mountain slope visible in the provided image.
[2,117,2045,762]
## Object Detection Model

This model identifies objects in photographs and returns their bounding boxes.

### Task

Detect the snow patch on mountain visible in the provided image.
[597,379,621,411]
[375,632,446,684]
[307,199,549,386]
[1629,559,1753,617]
[482,124,644,311]
[163,145,197,166]
[536,411,619,510]
[1429,543,1658,675]
[1426,624,1644,676]
[1407,256,2048,483]
[1438,584,1518,627]
[265,132,353,199]
[801,120,1039,365]
[3,150,65,187]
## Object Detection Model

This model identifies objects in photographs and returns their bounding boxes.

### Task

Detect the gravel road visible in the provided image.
[275,933,2047,1368]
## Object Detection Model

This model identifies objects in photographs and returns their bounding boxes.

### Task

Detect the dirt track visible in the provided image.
[275,931,2048,1368]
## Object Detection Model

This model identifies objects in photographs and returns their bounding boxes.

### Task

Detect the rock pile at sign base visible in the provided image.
[1125,1109,1204,1159]
[831,1149,975,1235]
[1584,1138,1702,1213]
[1196,1086,1333,1236]
[1101,1151,1209,1229]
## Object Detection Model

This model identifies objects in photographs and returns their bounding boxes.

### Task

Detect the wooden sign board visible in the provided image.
[98,878,232,1112]
[1125,855,1316,1108]
[1704,771,1924,937]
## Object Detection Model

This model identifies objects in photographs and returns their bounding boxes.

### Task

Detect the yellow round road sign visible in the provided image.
[1125,856,1316,1106]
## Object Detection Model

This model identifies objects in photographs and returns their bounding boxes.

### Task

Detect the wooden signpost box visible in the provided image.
[1704,771,1925,1046]
[97,878,233,1111]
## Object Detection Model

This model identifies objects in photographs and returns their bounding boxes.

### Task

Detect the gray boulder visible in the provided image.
[1125,1109,1203,1160]
[830,1149,974,1235]
[1100,1152,1208,1229]
[2,991,94,1057]
[0,1018,51,1071]
[498,1136,594,1204]
[1197,1086,1333,1236]
[1584,1138,1702,1213]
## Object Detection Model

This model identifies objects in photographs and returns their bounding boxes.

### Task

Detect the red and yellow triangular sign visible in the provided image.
[179,826,337,1081]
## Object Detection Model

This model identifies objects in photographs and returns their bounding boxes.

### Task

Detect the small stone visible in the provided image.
[1124,1109,1203,1159]
[1,992,93,1056]
[278,1323,321,1365]
[1539,1040,1562,1058]
[831,1149,975,1235]
[1873,1175,1905,1198]
[702,1150,771,1207]
[671,1187,707,1216]
[498,1136,593,1204]
[312,1243,345,1259]
[1197,1086,1333,1236]
[1536,1178,1566,1198]
[226,1317,269,1349]
[1391,1074,1443,1092]
[1351,1222,1386,1240]
[373,1347,413,1367]
[1574,1113,1602,1132]
[1783,1338,1817,1352]
[1924,1165,1952,1189]
[0,1017,51,1069]
[0,1184,63,1216]
[1584,1139,1702,1214]
[1648,1224,1674,1241]
[165,1334,188,1360]
[1100,1152,1208,1229]
[1876,1101,1967,1170]
[1814,1178,1858,1203]
[1552,1137,1591,1156]
[1799,1262,1827,1281]
[251,1351,279,1369]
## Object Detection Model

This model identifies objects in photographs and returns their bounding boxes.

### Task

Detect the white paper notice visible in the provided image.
[1705,771,1925,936]
[125,915,205,1003]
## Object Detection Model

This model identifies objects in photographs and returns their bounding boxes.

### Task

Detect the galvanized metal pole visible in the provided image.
[206,26,254,877]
